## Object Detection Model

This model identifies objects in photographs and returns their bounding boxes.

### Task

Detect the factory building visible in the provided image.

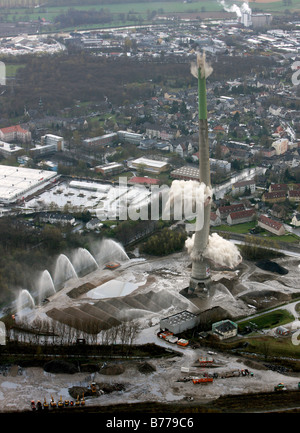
[160,310,200,334]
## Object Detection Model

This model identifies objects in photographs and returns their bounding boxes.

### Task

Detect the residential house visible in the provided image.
[257,215,285,236]
[272,138,289,155]
[227,208,256,225]
[38,212,76,226]
[291,213,300,227]
[210,212,221,227]
[269,184,288,193]
[216,203,245,220]
[288,189,300,203]
[0,125,31,143]
[232,179,256,196]
[262,191,286,203]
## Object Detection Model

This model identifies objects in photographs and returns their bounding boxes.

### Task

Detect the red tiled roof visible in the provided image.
[269,183,288,191]
[129,176,160,185]
[264,191,286,199]
[229,209,256,220]
[0,125,28,134]
[218,204,245,215]
[258,215,283,231]
[289,190,300,197]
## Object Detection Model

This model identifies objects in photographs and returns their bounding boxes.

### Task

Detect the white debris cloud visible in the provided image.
[185,232,242,269]
[190,51,213,79]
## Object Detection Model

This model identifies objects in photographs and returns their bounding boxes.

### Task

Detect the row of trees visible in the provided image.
[8,316,139,348]
[141,227,187,256]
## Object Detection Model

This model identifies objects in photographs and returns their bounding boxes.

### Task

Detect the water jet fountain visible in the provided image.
[72,248,98,277]
[37,270,56,305]
[16,289,35,319]
[53,254,78,289]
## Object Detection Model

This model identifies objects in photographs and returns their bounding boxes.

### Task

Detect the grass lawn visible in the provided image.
[238,309,295,332]
[216,221,256,234]
[243,335,300,359]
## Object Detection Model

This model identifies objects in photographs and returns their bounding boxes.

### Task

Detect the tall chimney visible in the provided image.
[189,53,212,292]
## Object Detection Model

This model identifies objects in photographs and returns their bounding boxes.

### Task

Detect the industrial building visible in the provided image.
[160,310,200,334]
[0,141,23,159]
[0,165,57,204]
[94,162,124,176]
[170,166,200,181]
[129,157,169,174]
[212,320,238,340]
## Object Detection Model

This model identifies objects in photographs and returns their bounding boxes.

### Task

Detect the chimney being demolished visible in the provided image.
[189,52,213,293]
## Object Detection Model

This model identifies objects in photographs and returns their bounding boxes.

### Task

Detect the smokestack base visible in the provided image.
[189,276,212,295]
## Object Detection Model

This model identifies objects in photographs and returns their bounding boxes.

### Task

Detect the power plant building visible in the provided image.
[160,310,200,334]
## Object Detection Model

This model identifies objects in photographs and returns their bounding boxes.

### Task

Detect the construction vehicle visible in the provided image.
[58,396,64,408]
[50,395,56,408]
[36,400,42,411]
[274,383,286,392]
[177,338,189,347]
[43,398,49,411]
[192,377,213,384]
[90,382,97,394]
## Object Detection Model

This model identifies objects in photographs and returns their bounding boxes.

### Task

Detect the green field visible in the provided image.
[1,0,300,26]
[238,309,295,332]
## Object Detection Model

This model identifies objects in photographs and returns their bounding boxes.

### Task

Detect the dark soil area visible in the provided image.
[255,260,288,275]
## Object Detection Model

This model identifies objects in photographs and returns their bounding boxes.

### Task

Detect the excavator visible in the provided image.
[274,383,286,392]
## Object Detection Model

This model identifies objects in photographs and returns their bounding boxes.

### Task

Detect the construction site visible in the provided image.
[0,245,299,414]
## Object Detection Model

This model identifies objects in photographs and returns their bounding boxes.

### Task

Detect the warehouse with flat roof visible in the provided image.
[160,310,200,334]
[0,165,57,204]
